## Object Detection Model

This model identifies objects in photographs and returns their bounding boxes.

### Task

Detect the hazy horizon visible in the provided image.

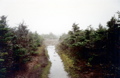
[0,0,120,35]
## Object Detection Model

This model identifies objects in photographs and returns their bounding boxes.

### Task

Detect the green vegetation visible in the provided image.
[0,16,44,77]
[57,14,120,78]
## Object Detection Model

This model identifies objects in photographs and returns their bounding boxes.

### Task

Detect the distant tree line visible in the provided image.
[0,16,44,78]
[58,15,120,78]
[41,32,58,39]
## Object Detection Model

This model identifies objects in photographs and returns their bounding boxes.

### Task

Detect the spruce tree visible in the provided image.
[0,16,13,77]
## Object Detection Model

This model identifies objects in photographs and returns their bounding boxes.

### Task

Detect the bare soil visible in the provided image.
[13,48,48,78]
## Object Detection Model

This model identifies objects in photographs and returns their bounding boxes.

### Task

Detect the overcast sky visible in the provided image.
[0,0,120,35]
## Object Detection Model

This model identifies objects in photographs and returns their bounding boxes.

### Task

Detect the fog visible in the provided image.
[0,0,120,35]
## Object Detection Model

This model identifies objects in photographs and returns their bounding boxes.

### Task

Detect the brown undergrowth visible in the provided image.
[58,50,104,78]
[13,45,50,78]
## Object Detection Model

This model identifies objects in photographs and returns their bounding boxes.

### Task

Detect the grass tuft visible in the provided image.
[41,61,51,78]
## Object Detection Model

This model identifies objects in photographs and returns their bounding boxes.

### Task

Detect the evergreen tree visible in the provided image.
[0,16,13,78]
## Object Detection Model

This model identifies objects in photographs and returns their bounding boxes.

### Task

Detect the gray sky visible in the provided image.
[0,0,120,35]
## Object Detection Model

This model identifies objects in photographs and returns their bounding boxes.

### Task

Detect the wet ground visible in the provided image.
[47,46,69,78]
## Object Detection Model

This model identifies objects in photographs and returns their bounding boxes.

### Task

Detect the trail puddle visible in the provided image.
[47,46,69,78]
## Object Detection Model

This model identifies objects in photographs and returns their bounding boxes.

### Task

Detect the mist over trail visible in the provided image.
[43,39,59,46]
